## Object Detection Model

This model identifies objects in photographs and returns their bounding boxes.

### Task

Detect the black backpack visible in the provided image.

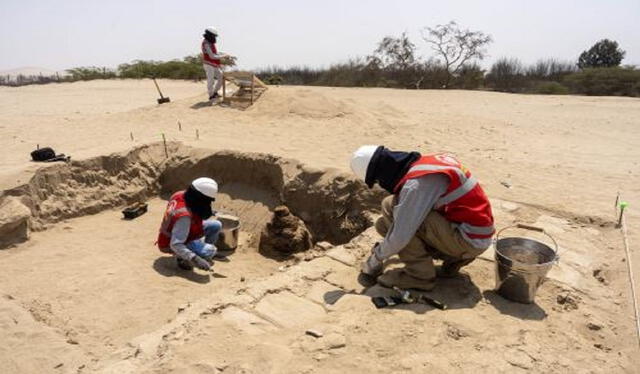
[31,147,56,161]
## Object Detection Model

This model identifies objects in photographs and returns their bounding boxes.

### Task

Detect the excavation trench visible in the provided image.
[0,143,383,355]
[1,142,383,249]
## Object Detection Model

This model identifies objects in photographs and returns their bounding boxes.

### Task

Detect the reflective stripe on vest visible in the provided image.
[404,163,476,207]
[436,176,478,207]
[398,155,495,242]
[160,207,189,236]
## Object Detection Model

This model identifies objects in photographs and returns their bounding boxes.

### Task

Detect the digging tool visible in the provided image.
[371,287,447,310]
[392,286,447,310]
[152,78,171,104]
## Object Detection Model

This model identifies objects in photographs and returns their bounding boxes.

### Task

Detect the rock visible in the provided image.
[0,197,31,248]
[592,269,607,284]
[315,241,333,251]
[305,329,324,338]
[587,322,603,331]
[324,333,346,349]
[556,291,580,311]
[500,181,512,188]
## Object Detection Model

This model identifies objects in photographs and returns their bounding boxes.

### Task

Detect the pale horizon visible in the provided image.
[1,0,639,73]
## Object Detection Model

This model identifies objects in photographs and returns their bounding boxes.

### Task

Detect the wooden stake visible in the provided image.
[130,132,134,141]
[196,129,200,140]
[178,121,182,131]
[162,133,168,157]
[615,193,640,348]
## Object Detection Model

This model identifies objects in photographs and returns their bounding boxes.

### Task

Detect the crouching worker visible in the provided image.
[350,146,494,291]
[157,177,223,271]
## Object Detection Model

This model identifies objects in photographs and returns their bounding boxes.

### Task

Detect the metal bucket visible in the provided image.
[216,214,240,252]
[495,224,559,304]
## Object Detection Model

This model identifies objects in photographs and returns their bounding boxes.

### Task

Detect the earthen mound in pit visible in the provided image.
[259,205,313,258]
[0,142,386,251]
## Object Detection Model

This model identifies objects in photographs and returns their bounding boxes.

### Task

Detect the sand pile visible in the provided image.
[259,205,313,257]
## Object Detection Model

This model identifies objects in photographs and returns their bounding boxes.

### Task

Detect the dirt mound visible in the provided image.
[259,205,313,257]
[248,88,356,119]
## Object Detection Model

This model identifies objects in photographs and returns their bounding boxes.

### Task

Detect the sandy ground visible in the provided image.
[1,79,640,373]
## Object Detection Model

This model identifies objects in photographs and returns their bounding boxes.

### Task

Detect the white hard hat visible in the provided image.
[350,145,379,181]
[205,27,219,36]
[192,177,218,199]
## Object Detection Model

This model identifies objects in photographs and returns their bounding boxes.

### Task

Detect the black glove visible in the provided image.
[190,255,212,271]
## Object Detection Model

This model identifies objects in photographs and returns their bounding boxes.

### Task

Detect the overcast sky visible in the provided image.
[1,0,638,72]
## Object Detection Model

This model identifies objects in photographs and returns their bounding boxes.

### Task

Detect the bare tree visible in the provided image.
[421,21,492,87]
[369,32,417,70]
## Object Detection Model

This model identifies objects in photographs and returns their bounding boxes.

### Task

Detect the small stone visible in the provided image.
[556,291,580,311]
[500,181,512,188]
[305,329,324,338]
[240,276,246,282]
[54,363,63,369]
[587,322,603,331]
[178,302,190,312]
[66,338,79,345]
[324,333,346,349]
[315,241,333,251]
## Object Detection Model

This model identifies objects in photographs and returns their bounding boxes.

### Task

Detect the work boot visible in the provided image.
[437,258,475,278]
[377,269,435,292]
[209,92,219,101]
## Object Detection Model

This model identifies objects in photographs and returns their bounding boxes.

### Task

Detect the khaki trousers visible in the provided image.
[375,195,485,281]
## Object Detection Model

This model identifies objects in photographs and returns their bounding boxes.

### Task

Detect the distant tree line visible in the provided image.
[0,55,207,87]
[2,27,637,97]
[258,34,638,97]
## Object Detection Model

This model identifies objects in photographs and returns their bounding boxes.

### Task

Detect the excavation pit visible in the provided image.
[0,143,383,360]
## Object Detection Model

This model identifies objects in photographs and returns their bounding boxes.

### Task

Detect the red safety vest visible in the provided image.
[201,40,221,67]
[394,153,495,240]
[156,191,204,253]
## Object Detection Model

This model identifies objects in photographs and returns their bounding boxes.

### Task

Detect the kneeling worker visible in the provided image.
[350,146,494,291]
[157,177,223,271]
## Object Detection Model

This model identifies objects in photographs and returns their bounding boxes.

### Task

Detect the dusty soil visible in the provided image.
[1,80,639,373]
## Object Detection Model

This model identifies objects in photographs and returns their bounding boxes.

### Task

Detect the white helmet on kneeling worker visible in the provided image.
[184,177,218,219]
[350,145,421,193]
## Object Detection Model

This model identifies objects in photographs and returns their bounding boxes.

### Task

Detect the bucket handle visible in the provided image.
[496,223,560,261]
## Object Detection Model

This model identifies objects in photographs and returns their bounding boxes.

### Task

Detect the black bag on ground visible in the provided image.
[30,147,56,161]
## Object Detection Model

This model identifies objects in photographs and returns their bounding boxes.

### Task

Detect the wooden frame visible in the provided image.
[221,71,268,105]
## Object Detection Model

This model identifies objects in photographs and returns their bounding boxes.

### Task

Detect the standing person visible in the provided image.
[350,145,495,291]
[201,27,228,101]
[157,177,223,271]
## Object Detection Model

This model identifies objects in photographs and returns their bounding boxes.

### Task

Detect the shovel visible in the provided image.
[152,78,171,104]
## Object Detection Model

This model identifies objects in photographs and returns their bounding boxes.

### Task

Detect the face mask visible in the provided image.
[184,185,214,219]
[365,146,421,194]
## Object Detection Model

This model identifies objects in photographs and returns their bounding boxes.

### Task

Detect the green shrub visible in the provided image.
[533,81,569,95]
[563,67,640,96]
[485,58,527,92]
